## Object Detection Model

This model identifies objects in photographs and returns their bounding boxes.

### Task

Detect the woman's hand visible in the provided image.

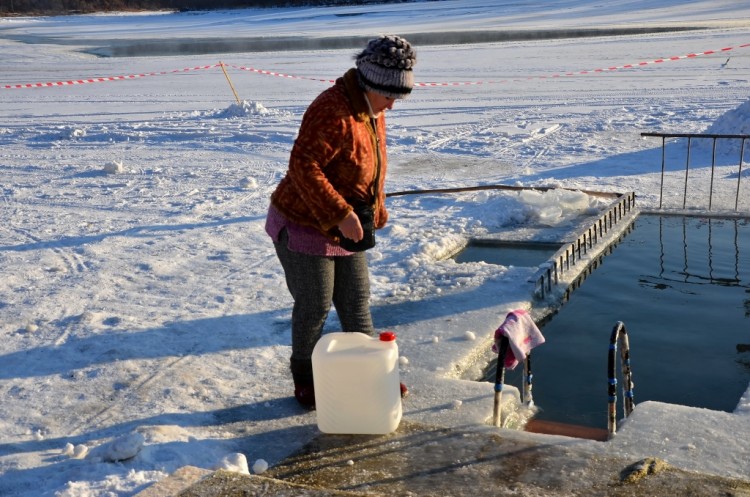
[338,210,364,242]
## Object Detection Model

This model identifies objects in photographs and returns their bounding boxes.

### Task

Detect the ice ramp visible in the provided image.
[136,421,750,497]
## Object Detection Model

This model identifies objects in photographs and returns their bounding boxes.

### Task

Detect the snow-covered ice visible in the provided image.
[1,1,750,495]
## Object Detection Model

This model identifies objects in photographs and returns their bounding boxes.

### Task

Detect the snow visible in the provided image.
[1,1,750,495]
[218,453,249,475]
[251,458,268,475]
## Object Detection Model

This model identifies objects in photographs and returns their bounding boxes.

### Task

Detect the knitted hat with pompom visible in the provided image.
[355,35,416,99]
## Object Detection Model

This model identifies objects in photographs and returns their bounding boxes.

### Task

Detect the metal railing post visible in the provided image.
[659,136,666,209]
[683,136,692,209]
[523,354,533,406]
[737,138,746,212]
[709,137,717,211]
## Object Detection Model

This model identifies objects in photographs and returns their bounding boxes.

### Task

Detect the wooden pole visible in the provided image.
[219,61,241,105]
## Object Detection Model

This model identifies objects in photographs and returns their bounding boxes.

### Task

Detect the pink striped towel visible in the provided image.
[492,309,545,370]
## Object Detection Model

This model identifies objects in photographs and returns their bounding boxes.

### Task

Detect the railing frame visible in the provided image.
[641,132,749,212]
[533,192,636,299]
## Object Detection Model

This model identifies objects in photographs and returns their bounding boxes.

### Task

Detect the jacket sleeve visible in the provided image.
[374,117,389,229]
[287,104,353,231]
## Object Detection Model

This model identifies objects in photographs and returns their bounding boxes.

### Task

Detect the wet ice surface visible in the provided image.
[257,421,750,497]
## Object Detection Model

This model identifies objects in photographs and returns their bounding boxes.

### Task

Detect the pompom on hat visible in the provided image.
[355,35,416,99]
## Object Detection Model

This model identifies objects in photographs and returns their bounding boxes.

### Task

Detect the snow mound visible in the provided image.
[517,189,600,227]
[63,443,90,459]
[699,97,750,158]
[69,128,87,139]
[240,176,258,189]
[219,453,250,474]
[140,424,194,444]
[103,160,125,174]
[706,98,750,136]
[215,100,272,118]
[90,432,145,462]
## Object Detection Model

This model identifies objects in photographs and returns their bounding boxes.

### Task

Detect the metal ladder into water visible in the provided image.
[493,321,635,441]
[608,321,635,437]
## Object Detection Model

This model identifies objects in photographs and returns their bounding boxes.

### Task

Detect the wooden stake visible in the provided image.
[219,61,241,105]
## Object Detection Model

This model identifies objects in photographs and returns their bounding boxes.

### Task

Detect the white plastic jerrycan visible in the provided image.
[312,331,402,435]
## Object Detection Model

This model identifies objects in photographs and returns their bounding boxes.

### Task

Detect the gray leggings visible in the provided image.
[274,229,374,384]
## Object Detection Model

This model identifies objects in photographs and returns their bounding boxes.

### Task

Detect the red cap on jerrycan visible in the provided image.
[379,331,396,342]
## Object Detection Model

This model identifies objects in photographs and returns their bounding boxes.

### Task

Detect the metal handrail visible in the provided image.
[533,192,636,299]
[522,352,533,407]
[492,335,533,427]
[492,336,509,427]
[608,321,635,438]
[641,132,749,212]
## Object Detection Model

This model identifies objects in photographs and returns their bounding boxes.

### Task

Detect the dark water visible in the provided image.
[484,214,750,430]
[454,241,562,268]
[3,27,703,58]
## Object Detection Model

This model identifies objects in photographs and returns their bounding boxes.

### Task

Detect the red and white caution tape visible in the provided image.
[415,43,750,87]
[2,42,748,90]
[1,64,220,89]
[226,64,335,84]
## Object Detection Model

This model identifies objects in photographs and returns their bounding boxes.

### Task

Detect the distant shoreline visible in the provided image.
[6,26,706,58]
[0,1,407,17]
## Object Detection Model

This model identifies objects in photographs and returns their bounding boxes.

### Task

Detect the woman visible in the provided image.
[265,35,416,407]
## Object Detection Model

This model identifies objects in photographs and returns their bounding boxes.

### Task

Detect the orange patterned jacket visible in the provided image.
[270,68,388,240]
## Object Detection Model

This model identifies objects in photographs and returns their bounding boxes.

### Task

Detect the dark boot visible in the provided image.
[294,383,316,409]
[400,382,409,398]
[291,358,315,409]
